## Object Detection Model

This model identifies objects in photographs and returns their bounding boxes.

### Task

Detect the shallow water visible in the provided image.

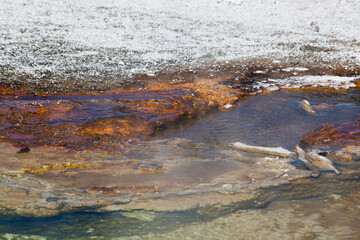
[154,89,360,150]
[1,176,359,239]
[0,89,359,239]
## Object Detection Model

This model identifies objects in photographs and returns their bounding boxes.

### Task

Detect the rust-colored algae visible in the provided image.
[0,77,242,151]
[354,78,360,88]
[1,61,359,152]
[23,162,90,174]
[301,119,360,147]
[23,160,136,174]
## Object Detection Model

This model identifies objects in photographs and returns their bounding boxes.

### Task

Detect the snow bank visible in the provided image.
[1,0,360,86]
[254,75,359,90]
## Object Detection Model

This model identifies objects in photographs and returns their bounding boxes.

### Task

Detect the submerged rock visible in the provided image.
[16,147,30,154]
[136,162,163,173]
[301,119,360,147]
[230,142,295,157]
[324,146,360,169]
[331,150,358,164]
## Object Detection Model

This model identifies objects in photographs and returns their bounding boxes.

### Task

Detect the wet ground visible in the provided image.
[0,87,359,239]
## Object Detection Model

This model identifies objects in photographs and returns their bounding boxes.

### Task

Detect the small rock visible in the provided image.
[332,151,355,163]
[266,85,279,91]
[45,197,62,203]
[16,147,30,154]
[331,194,341,201]
[137,162,163,173]
[293,67,309,72]
[222,184,233,189]
[310,22,320,32]
[342,146,360,155]
[231,142,295,157]
[299,100,316,114]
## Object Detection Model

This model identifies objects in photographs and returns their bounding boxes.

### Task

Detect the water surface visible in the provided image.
[1,89,359,239]
[154,89,360,150]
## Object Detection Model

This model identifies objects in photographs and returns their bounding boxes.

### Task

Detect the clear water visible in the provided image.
[154,89,360,150]
[1,89,359,239]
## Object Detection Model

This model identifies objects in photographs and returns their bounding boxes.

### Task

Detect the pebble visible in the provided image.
[16,147,30,154]
[222,184,233,189]
[299,100,316,114]
[137,162,163,173]
[331,194,341,201]
[45,197,62,203]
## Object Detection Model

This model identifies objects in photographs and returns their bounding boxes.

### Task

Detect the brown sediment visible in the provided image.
[301,119,360,147]
[22,160,137,174]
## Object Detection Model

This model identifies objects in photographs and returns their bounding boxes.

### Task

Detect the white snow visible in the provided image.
[0,0,360,85]
[282,67,309,72]
[255,75,359,90]
[293,67,310,72]
[282,68,293,72]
